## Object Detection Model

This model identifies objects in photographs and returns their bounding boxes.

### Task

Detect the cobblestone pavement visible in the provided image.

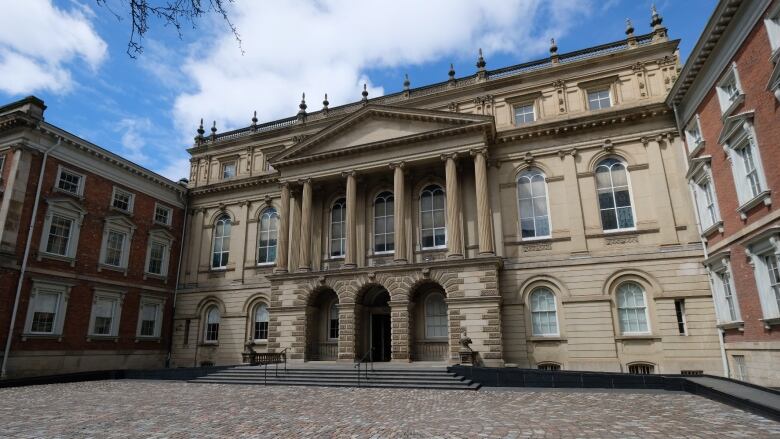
[1,380,779,438]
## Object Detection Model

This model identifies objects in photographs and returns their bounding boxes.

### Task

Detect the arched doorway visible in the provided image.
[305,287,339,361]
[357,284,392,362]
[410,282,449,362]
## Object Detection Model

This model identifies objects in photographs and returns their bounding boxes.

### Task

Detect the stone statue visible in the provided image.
[458,329,473,352]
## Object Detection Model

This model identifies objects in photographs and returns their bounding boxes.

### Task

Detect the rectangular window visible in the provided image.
[0,155,5,175]
[154,205,172,226]
[674,299,687,335]
[111,188,134,212]
[764,254,780,317]
[222,161,236,179]
[139,302,161,337]
[732,355,748,381]
[514,104,535,125]
[720,272,739,322]
[684,116,704,153]
[45,215,73,256]
[766,8,780,51]
[104,230,126,266]
[29,291,60,333]
[183,319,191,346]
[587,89,611,110]
[254,321,268,340]
[90,296,119,336]
[147,241,166,275]
[628,364,654,375]
[693,177,719,230]
[57,168,83,196]
[738,143,762,198]
[716,64,743,114]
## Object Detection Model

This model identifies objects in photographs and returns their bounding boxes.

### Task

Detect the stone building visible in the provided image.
[0,97,187,378]
[668,0,780,386]
[172,10,724,375]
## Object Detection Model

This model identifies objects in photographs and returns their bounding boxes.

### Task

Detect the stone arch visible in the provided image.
[207,206,236,225]
[404,269,460,299]
[520,275,567,339]
[587,149,639,171]
[196,295,226,315]
[251,201,280,220]
[241,292,271,315]
[604,268,661,337]
[518,274,570,303]
[304,284,340,361]
[512,161,554,179]
[407,277,450,362]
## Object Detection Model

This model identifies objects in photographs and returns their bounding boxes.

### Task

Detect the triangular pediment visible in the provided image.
[271,105,493,165]
[718,111,754,144]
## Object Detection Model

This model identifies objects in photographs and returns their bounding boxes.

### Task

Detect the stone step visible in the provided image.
[222,369,461,378]
[190,378,480,390]
[203,372,466,383]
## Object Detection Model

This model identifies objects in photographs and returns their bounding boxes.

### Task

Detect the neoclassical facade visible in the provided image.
[171,13,724,374]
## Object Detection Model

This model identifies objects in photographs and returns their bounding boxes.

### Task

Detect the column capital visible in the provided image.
[297,177,312,185]
[279,181,291,189]
[440,152,459,162]
[557,148,578,159]
[340,170,357,178]
[469,147,488,158]
[388,161,406,170]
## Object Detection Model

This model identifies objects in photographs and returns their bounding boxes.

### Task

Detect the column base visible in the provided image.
[446,254,464,260]
[478,251,495,257]
[297,267,311,272]
[343,263,357,269]
[273,268,289,274]
[393,258,408,264]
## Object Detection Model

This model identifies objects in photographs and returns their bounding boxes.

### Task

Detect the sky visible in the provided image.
[0,0,718,181]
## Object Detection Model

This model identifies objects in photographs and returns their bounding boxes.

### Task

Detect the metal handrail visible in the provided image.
[279,347,289,374]
[354,348,374,387]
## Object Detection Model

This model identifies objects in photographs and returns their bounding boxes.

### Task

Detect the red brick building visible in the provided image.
[668,0,780,386]
[0,97,187,378]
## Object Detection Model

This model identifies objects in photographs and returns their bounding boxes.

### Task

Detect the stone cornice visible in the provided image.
[189,173,280,196]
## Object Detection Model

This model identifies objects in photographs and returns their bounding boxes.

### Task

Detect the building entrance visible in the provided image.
[371,313,392,362]
[359,284,392,362]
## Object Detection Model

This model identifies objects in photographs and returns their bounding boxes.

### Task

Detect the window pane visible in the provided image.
[601,209,617,230]
[521,218,536,238]
[535,217,550,237]
[31,292,59,333]
[617,207,634,229]
[598,191,615,209]
[433,191,445,210]
[434,229,446,247]
[614,189,631,207]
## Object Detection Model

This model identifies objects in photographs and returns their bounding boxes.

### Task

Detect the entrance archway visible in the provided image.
[305,287,339,361]
[357,284,392,362]
[410,282,449,362]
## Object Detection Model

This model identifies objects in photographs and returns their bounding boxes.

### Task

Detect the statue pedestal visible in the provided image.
[459,350,476,366]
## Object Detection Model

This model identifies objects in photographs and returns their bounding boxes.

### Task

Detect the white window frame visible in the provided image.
[0,154,5,177]
[257,207,279,265]
[745,234,780,324]
[110,186,135,214]
[87,289,124,338]
[721,118,770,214]
[329,198,347,258]
[211,214,231,269]
[153,203,173,226]
[136,295,165,339]
[23,280,72,337]
[37,198,86,262]
[424,292,448,339]
[529,287,559,337]
[54,165,85,197]
[203,306,220,343]
[516,168,551,240]
[616,282,651,335]
[253,303,269,342]
[144,229,174,279]
[706,256,743,326]
[513,102,536,125]
[98,216,136,273]
[687,159,722,235]
[715,63,744,116]
[328,301,339,340]
[684,114,705,156]
[595,158,636,233]
[587,88,612,110]
[764,2,780,54]
[373,191,395,255]
[419,184,447,250]
[221,160,237,180]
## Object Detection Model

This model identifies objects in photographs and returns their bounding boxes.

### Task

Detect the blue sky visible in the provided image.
[0,0,717,180]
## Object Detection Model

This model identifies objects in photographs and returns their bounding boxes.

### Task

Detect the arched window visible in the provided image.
[257,208,279,264]
[425,293,448,338]
[330,198,346,257]
[530,287,558,336]
[595,158,634,231]
[374,191,394,253]
[517,169,550,239]
[420,185,446,249]
[253,304,269,340]
[628,363,655,375]
[616,282,650,334]
[328,301,339,339]
[537,362,562,371]
[212,214,231,269]
[204,306,220,342]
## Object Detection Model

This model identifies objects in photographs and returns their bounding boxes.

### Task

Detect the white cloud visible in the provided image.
[0,0,107,95]
[116,117,152,163]
[172,0,591,141]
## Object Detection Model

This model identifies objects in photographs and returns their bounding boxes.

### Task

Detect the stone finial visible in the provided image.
[476,48,486,71]
[322,93,329,112]
[448,63,456,81]
[196,118,205,138]
[251,111,258,128]
[403,73,410,91]
[361,83,369,102]
[297,93,307,121]
[650,4,663,28]
[625,18,634,37]
[210,121,217,141]
[550,38,559,64]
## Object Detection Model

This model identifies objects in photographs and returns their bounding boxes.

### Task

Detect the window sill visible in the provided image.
[38,252,76,266]
[417,247,448,254]
[153,221,173,229]
[529,336,566,342]
[720,93,745,120]
[135,336,162,343]
[255,262,276,267]
[718,321,745,331]
[687,140,705,158]
[21,333,63,342]
[52,187,84,200]
[143,272,168,281]
[737,190,772,220]
[86,335,119,342]
[200,342,219,347]
[602,227,637,235]
[761,317,780,330]
[98,263,128,276]
[109,206,134,216]
[252,340,269,345]
[520,235,552,242]
[701,221,724,239]
[615,334,662,341]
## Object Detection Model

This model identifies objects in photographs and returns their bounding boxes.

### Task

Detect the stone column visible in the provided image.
[343,171,357,268]
[471,148,495,255]
[189,208,205,282]
[0,147,23,247]
[390,299,411,362]
[643,136,678,245]
[338,304,358,361]
[560,149,588,254]
[390,162,407,263]
[275,182,291,273]
[442,153,463,259]
[298,178,313,271]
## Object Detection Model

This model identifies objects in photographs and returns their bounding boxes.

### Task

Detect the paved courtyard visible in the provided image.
[1,380,778,438]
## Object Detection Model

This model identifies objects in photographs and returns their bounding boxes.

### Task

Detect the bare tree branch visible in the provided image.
[96,0,243,58]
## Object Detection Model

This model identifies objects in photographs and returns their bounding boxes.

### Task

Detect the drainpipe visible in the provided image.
[673,103,729,378]
[165,180,189,368]
[1,137,61,378]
